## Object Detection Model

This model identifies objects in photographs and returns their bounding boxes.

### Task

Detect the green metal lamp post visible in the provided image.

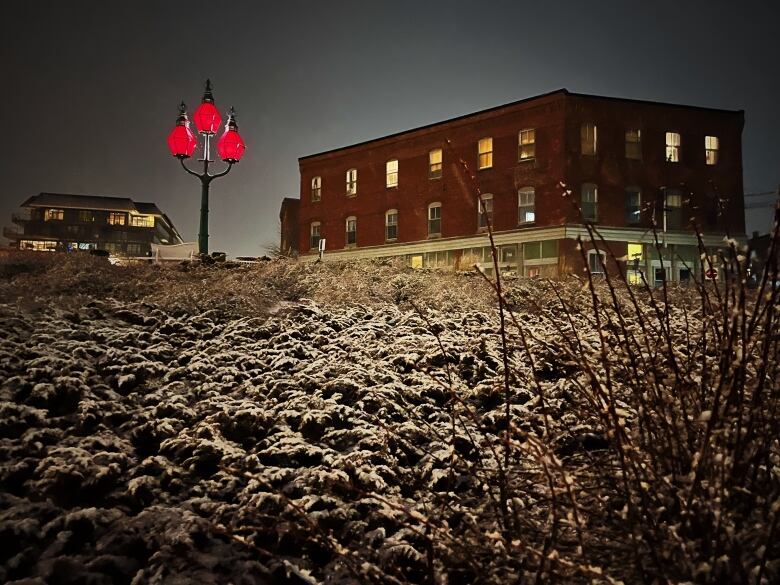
[166,80,246,256]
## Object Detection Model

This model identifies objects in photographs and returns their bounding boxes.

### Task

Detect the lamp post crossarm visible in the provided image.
[208,162,234,181]
[179,157,203,179]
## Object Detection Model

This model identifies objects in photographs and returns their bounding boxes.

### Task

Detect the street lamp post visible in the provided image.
[166,79,246,256]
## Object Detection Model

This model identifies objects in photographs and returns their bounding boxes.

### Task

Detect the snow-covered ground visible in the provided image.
[1,255,777,583]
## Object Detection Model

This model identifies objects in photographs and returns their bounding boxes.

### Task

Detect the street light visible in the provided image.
[166,79,245,256]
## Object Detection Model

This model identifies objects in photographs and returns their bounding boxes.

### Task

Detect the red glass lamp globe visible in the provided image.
[167,102,197,158]
[193,79,222,134]
[217,109,246,163]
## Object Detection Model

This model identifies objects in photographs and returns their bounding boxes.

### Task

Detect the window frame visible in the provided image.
[385,209,398,242]
[130,214,155,228]
[518,128,536,161]
[478,137,493,170]
[665,132,681,163]
[428,202,442,237]
[345,216,357,247]
[78,210,94,223]
[107,212,126,226]
[581,123,597,156]
[309,221,321,250]
[625,186,642,225]
[346,168,357,197]
[477,194,494,230]
[625,129,642,160]
[518,187,535,225]
[705,135,719,165]
[311,176,322,201]
[664,189,683,230]
[45,208,65,221]
[588,249,607,274]
[581,183,598,222]
[386,159,398,188]
[428,148,442,179]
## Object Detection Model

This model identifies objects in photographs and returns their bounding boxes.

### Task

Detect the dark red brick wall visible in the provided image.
[297,92,567,253]
[564,95,745,233]
[293,91,745,255]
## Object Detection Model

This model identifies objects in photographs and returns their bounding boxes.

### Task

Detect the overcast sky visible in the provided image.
[1,0,778,255]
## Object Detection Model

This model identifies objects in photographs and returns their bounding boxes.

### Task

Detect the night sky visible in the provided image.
[2,0,778,256]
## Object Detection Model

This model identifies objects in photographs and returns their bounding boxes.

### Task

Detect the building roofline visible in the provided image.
[299,88,743,162]
[299,88,568,162]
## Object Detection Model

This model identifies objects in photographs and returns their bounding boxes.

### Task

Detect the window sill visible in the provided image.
[518,221,535,227]
[385,238,397,243]
[346,193,357,198]
[477,166,493,172]
[386,185,398,190]
[428,175,442,181]
[427,233,442,239]
[518,157,536,164]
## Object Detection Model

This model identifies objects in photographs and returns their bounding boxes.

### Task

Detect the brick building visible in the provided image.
[3,193,183,255]
[281,89,745,284]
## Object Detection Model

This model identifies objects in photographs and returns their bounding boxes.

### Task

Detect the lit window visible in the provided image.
[581,183,598,222]
[346,168,357,196]
[666,132,681,162]
[478,194,494,230]
[478,137,493,169]
[518,129,535,160]
[518,187,535,224]
[19,239,57,251]
[625,129,642,160]
[386,160,398,188]
[310,222,321,249]
[345,216,357,246]
[78,210,94,222]
[428,202,441,236]
[130,215,155,228]
[108,212,126,226]
[705,136,719,165]
[429,149,442,179]
[627,242,643,283]
[45,209,64,221]
[588,250,606,274]
[385,210,398,241]
[581,123,597,155]
[665,189,683,230]
[311,176,322,201]
[625,187,641,224]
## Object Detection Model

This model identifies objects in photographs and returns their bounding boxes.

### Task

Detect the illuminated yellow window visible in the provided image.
[311,176,322,201]
[130,215,155,227]
[429,149,442,179]
[346,169,357,196]
[705,136,719,165]
[411,255,423,269]
[478,137,493,169]
[45,209,64,221]
[666,132,681,162]
[108,212,126,226]
[518,129,535,160]
[386,159,398,188]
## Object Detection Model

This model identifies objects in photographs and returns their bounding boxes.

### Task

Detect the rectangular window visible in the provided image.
[666,132,681,162]
[386,160,398,188]
[589,250,606,274]
[385,210,398,241]
[478,195,494,229]
[665,190,683,230]
[581,183,598,222]
[518,187,535,224]
[625,129,642,160]
[518,128,535,160]
[429,149,442,179]
[705,136,719,165]
[522,240,557,260]
[310,223,321,250]
[428,203,441,236]
[625,187,641,224]
[311,176,322,201]
[478,137,493,169]
[126,243,143,256]
[108,212,126,226]
[346,217,357,246]
[103,242,123,253]
[581,123,597,155]
[346,168,357,196]
[78,210,94,222]
[19,239,57,251]
[45,209,64,221]
[130,215,155,228]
